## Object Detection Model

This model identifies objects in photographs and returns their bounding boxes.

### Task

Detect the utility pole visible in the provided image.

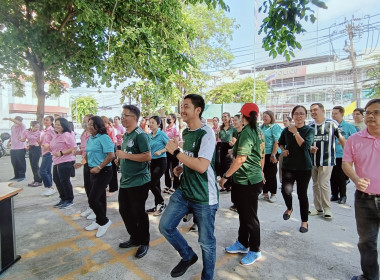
[344,19,361,107]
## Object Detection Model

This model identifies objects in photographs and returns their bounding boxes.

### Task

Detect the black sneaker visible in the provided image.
[171,254,198,278]
[183,213,193,222]
[53,200,64,208]
[60,201,74,209]
[145,206,156,214]
[153,202,166,216]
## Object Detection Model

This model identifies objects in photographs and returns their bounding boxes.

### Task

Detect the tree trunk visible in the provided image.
[34,69,46,124]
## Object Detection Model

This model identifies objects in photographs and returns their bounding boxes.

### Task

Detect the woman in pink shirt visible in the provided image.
[19,121,42,187]
[164,113,180,194]
[114,116,125,150]
[40,116,57,196]
[101,116,118,194]
[50,118,77,209]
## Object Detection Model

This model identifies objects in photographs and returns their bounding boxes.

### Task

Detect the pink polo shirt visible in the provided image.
[165,125,180,140]
[10,123,27,150]
[23,130,41,146]
[80,131,91,157]
[50,132,77,165]
[41,126,56,155]
[343,128,380,194]
[115,124,126,146]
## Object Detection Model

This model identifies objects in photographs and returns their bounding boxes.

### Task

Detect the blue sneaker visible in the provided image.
[60,201,74,209]
[9,177,18,181]
[225,240,249,254]
[17,177,25,182]
[240,251,262,266]
[53,200,64,208]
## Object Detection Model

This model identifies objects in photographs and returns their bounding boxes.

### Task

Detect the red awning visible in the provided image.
[9,103,69,114]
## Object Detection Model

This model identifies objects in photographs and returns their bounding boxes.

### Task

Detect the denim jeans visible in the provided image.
[355,190,380,280]
[29,146,42,183]
[159,189,218,280]
[39,153,53,188]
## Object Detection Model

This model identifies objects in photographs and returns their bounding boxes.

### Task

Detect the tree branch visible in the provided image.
[58,3,76,32]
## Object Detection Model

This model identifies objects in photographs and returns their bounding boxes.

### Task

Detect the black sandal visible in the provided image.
[283,208,293,220]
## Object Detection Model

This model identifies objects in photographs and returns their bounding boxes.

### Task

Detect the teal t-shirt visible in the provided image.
[180,124,218,205]
[232,125,265,185]
[120,127,151,188]
[85,133,115,168]
[149,129,169,159]
[335,120,357,158]
[261,123,282,154]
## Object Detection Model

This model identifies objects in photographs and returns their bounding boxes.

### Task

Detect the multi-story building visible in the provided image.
[0,81,70,132]
[238,50,379,121]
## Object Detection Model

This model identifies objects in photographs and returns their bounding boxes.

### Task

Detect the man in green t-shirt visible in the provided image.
[115,105,151,259]
[159,94,218,280]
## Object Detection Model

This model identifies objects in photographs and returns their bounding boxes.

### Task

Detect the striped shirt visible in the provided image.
[309,119,343,167]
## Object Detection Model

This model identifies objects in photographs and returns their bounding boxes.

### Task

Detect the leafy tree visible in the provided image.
[366,55,380,98]
[0,0,228,123]
[71,96,98,123]
[121,3,237,114]
[206,77,268,103]
[259,0,327,61]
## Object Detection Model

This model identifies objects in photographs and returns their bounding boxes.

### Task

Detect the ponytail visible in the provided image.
[246,111,258,132]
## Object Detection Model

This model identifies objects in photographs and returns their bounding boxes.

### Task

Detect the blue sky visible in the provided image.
[218,0,380,71]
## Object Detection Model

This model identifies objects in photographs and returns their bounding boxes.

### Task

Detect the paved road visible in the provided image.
[0,155,363,280]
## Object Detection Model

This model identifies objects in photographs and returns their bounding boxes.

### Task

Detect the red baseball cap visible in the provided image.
[240,103,259,118]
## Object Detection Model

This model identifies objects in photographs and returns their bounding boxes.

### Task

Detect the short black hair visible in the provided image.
[353,108,365,115]
[184,94,205,118]
[291,105,307,117]
[311,103,324,110]
[150,116,163,130]
[365,99,380,110]
[122,104,140,120]
[114,116,121,120]
[333,106,345,115]
[89,116,107,135]
[55,118,71,134]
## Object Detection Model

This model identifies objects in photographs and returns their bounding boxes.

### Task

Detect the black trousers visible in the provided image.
[53,161,75,202]
[219,142,233,176]
[214,143,221,177]
[29,146,42,183]
[83,163,91,198]
[330,158,348,198]
[88,166,113,226]
[108,157,119,192]
[10,149,26,178]
[150,157,167,206]
[281,169,312,222]
[118,182,150,245]
[165,152,180,189]
[232,181,263,252]
[263,154,279,194]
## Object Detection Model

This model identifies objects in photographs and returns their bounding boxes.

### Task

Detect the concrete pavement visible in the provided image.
[0,155,362,280]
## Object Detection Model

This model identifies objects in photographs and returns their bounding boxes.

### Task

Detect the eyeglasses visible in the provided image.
[121,114,134,119]
[293,112,306,116]
[364,110,380,117]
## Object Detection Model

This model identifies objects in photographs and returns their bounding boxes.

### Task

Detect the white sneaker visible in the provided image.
[96,220,112,237]
[41,188,56,196]
[81,208,93,217]
[87,212,96,220]
[85,221,99,231]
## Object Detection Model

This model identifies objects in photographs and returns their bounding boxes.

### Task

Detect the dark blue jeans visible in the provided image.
[53,161,75,202]
[10,149,26,178]
[29,146,42,183]
[39,153,53,188]
[159,189,218,280]
[355,190,380,280]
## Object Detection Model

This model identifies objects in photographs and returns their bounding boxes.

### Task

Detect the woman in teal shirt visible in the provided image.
[75,116,115,238]
[260,111,282,203]
[146,116,169,216]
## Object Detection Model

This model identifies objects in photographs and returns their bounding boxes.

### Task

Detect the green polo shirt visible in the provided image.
[232,125,265,185]
[219,125,237,143]
[120,127,151,188]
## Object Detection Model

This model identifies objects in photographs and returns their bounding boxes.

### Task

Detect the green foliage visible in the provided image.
[71,96,98,123]
[120,3,237,114]
[205,77,268,104]
[259,0,327,62]
[366,55,380,98]
[0,0,227,122]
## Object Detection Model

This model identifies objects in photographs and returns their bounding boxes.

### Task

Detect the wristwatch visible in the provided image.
[97,165,102,170]
[271,153,276,157]
[223,173,231,179]
[173,149,181,158]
